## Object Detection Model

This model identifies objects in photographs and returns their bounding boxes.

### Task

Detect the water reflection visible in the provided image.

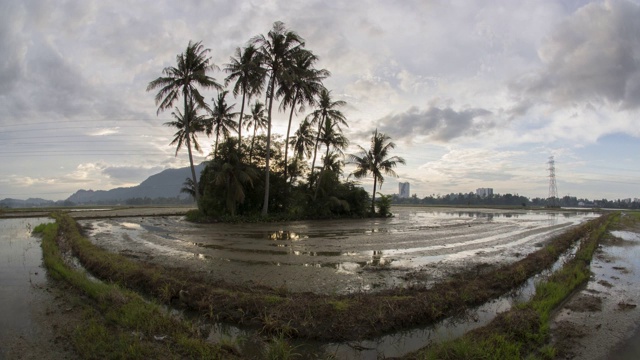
[268,230,307,241]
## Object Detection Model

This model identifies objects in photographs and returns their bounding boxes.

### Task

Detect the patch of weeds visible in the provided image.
[265,295,285,304]
[31,222,50,234]
[328,299,350,312]
[262,334,300,360]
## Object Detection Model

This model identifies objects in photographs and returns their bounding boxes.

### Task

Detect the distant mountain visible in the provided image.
[65,163,205,204]
[0,198,57,208]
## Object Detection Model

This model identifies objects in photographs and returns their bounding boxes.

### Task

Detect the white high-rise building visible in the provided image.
[399,182,410,198]
[476,188,493,198]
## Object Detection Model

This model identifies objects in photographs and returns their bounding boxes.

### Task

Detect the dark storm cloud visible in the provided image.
[375,106,493,142]
[510,0,640,111]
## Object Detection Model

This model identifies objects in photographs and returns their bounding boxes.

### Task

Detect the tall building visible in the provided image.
[476,188,493,198]
[399,182,410,198]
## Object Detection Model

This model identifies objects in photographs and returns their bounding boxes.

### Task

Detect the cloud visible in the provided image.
[375,106,493,143]
[102,165,164,184]
[510,0,640,111]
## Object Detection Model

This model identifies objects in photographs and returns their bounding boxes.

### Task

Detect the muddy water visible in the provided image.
[0,218,51,356]
[80,207,599,294]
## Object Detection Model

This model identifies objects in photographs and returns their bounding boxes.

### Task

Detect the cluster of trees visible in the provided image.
[147,21,405,218]
[530,196,640,209]
[393,192,531,207]
[393,193,640,209]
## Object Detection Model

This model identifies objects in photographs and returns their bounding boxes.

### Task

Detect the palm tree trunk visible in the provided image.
[313,143,330,201]
[186,135,199,203]
[283,94,298,184]
[262,75,276,216]
[371,176,378,215]
[237,91,246,155]
[249,122,258,164]
[309,114,324,186]
[184,94,200,203]
[214,131,220,159]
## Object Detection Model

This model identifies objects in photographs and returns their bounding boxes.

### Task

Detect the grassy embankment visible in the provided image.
[48,211,612,344]
[34,217,238,359]
[404,211,624,359]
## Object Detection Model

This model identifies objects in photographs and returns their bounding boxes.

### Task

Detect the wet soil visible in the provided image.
[551,221,640,359]
[78,207,599,294]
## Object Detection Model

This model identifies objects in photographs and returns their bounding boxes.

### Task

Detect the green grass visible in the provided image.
[35,216,235,360]
[262,335,300,360]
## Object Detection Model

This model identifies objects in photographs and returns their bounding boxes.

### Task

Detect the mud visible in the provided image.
[551,225,640,359]
[78,207,598,294]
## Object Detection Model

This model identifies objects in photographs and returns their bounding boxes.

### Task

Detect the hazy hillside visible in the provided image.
[0,198,56,208]
[65,163,205,204]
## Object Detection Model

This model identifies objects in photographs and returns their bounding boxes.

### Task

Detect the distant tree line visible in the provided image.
[392,193,640,209]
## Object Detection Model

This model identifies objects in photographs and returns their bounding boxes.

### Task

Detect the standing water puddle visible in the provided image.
[0,218,52,355]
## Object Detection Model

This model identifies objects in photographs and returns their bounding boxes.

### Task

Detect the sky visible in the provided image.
[1,0,639,202]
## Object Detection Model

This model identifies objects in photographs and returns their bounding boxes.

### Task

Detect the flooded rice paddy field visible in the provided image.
[80,207,600,294]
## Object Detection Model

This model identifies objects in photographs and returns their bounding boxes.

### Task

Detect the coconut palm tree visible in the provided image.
[252,21,305,216]
[314,118,349,200]
[208,150,259,216]
[164,103,206,157]
[245,101,268,164]
[224,44,266,149]
[308,89,347,183]
[146,40,222,201]
[206,90,238,159]
[347,129,406,215]
[277,50,329,182]
[290,118,316,161]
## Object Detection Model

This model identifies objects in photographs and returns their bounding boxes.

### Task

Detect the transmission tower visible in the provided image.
[547,156,559,208]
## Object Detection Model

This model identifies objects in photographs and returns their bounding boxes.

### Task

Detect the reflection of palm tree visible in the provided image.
[147,41,222,201]
[371,250,383,266]
[308,89,347,183]
[278,50,329,182]
[206,91,238,159]
[224,45,265,148]
[252,21,305,215]
[245,101,268,164]
[348,129,406,214]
